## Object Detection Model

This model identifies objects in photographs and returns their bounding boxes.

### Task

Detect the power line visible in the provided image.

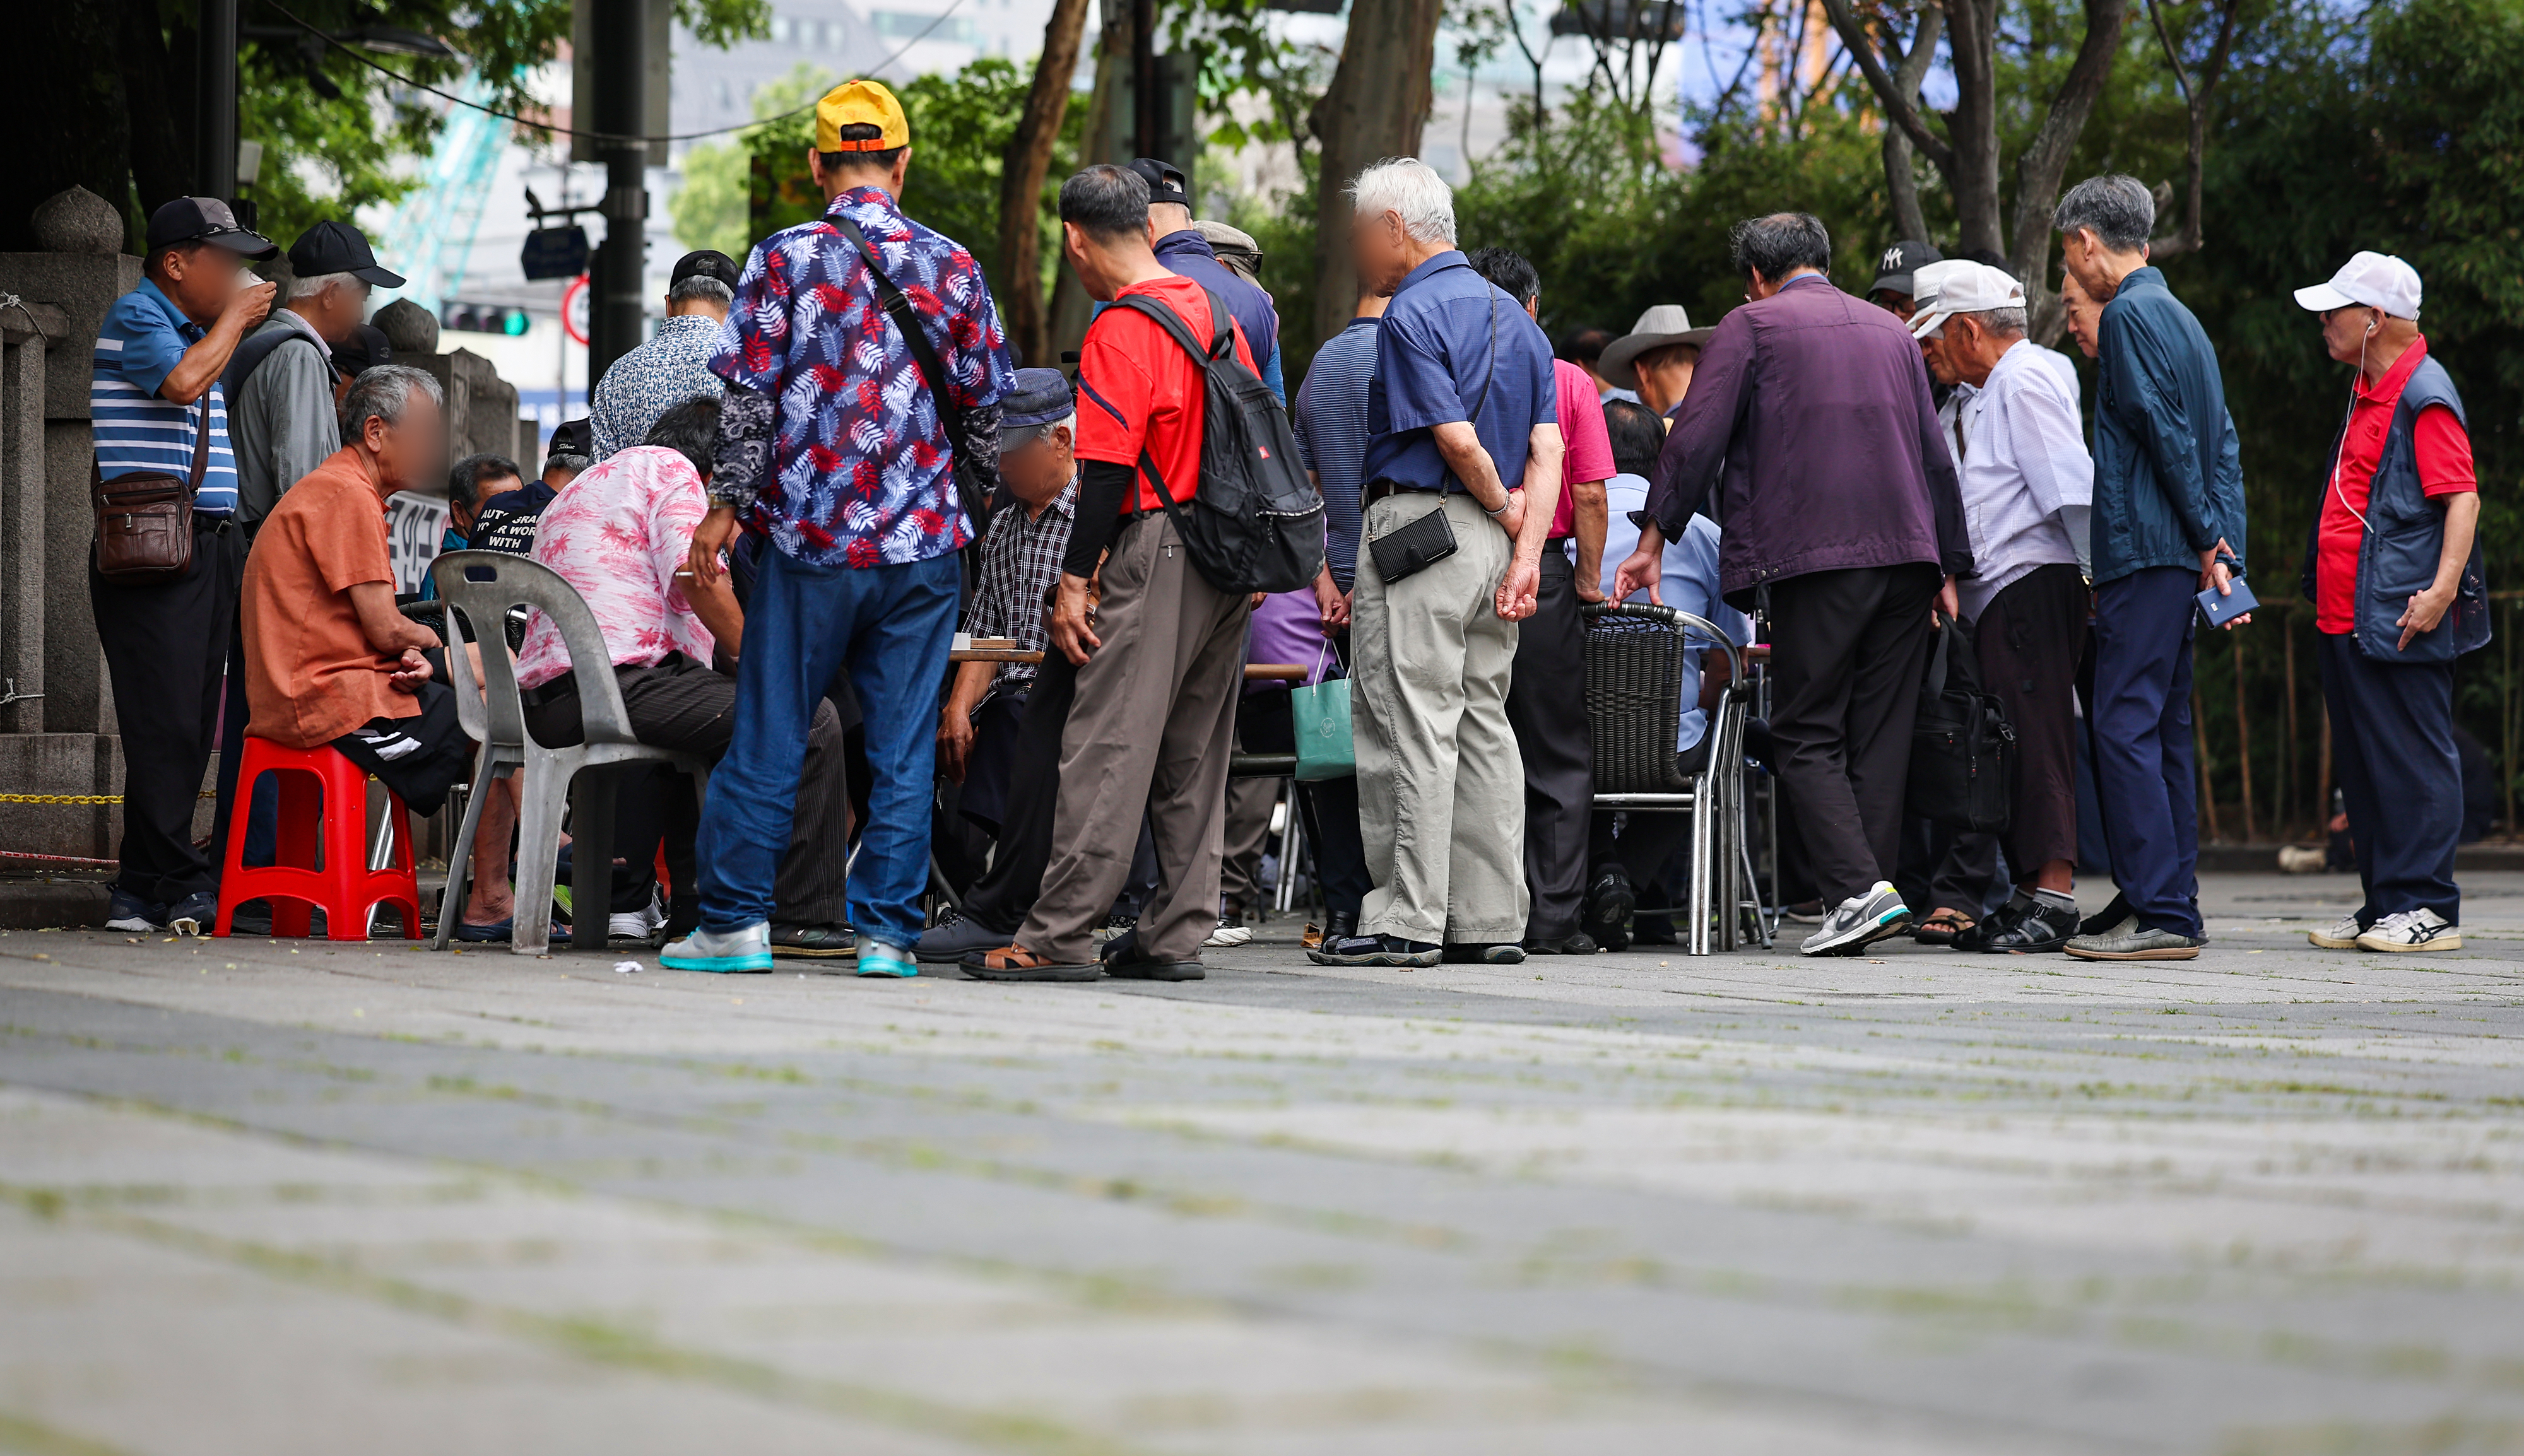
[255,0,974,148]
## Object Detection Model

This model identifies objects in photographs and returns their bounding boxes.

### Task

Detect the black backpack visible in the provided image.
[1107,288,1325,595]
[1908,610,2016,833]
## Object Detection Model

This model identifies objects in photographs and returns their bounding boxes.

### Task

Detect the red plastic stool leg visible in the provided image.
[270,766,318,938]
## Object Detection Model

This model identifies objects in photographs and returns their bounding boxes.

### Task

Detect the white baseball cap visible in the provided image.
[2293,250,2422,319]
[1909,260,2026,339]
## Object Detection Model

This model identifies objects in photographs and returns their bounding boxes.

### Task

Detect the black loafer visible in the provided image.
[1097,925,1205,980]
[1521,932,1599,956]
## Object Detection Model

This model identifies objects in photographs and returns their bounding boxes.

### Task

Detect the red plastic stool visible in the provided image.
[214,737,422,941]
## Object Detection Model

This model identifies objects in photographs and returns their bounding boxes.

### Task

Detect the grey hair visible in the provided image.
[667,274,734,307]
[289,270,361,301]
[1347,158,1456,245]
[2052,174,2155,252]
[1967,306,2029,338]
[339,364,442,438]
[1730,212,1832,281]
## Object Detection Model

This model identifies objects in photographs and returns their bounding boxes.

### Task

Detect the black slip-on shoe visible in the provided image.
[1102,931,1206,982]
[1583,867,1636,953]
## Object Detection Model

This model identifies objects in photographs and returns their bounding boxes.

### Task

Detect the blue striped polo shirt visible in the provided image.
[91,278,239,515]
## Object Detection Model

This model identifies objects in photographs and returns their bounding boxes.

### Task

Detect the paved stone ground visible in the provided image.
[1,872,2518,1456]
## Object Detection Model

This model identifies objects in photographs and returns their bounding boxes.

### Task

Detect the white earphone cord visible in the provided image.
[2327,312,2378,532]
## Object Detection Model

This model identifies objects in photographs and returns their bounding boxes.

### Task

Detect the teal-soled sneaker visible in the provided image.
[855,933,919,978]
[660,922,774,973]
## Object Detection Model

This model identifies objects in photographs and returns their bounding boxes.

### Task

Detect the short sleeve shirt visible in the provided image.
[92,279,240,514]
[1547,360,1615,537]
[516,447,720,690]
[708,187,1017,568]
[1360,251,1557,495]
[1293,316,1379,589]
[2315,335,2476,633]
[242,450,406,747]
[1074,274,1258,516]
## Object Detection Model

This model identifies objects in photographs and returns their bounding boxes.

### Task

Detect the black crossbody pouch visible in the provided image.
[1365,288,1499,585]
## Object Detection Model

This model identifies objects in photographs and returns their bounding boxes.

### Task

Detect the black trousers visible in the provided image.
[2321,633,2462,923]
[1504,550,1593,938]
[960,649,1080,935]
[329,679,473,818]
[1920,563,2089,907]
[1765,563,1940,905]
[523,654,850,927]
[92,519,245,905]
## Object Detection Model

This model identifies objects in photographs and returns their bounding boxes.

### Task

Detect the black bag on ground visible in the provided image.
[1909,609,2015,833]
[1108,286,1324,594]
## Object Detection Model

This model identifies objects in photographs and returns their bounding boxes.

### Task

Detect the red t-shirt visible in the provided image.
[1547,359,1617,539]
[1075,274,1259,516]
[2315,336,2476,633]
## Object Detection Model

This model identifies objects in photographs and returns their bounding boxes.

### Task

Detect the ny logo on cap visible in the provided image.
[1883,246,1903,271]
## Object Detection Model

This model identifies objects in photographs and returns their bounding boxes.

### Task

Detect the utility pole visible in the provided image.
[198,0,240,206]
[589,0,649,384]
[1131,0,1157,160]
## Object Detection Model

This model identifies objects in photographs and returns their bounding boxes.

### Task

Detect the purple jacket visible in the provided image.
[1645,274,1971,606]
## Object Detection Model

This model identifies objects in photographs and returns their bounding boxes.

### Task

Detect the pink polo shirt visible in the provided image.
[1547,359,1616,539]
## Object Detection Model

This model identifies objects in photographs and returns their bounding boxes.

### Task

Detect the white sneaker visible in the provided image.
[608,887,665,946]
[2355,908,2462,953]
[1800,882,1914,956]
[659,922,774,973]
[1204,907,1253,948]
[2308,913,2364,949]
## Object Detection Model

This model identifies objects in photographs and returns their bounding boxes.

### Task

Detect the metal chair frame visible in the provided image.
[428,551,711,956]
[1582,602,1769,954]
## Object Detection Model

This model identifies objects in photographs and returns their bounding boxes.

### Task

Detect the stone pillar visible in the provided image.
[0,300,66,734]
[400,347,527,494]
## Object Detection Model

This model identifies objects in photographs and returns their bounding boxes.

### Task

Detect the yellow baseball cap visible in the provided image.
[815,79,909,153]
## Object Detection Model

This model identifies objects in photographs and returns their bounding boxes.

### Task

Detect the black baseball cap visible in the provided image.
[1868,240,1944,300]
[1126,158,1189,209]
[287,220,404,287]
[146,197,278,259]
[329,323,393,378]
[547,418,593,462]
[671,250,742,290]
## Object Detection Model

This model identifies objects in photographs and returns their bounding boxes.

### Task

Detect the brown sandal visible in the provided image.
[959,944,1103,983]
[1913,910,1974,946]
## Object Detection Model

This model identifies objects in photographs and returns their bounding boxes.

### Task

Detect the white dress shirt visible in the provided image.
[1949,339,2094,620]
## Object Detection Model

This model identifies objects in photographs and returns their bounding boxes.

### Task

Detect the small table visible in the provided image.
[948,649,1311,684]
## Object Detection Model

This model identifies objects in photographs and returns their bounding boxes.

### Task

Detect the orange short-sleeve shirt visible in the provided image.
[242,449,413,748]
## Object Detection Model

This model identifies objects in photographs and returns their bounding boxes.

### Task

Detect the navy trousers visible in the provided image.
[697,546,960,947]
[2320,633,2462,924]
[2089,567,2202,937]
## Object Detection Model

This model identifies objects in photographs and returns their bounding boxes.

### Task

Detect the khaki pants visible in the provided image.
[1019,515,1251,961]
[1352,492,1527,943]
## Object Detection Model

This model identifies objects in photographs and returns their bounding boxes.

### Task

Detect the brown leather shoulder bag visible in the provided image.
[93,395,206,582]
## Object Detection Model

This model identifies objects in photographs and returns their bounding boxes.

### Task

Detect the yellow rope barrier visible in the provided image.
[0,792,220,804]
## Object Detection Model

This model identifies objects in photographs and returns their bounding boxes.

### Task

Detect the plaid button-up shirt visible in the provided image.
[961,473,1078,696]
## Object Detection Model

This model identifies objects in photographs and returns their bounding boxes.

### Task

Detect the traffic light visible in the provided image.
[440,302,531,336]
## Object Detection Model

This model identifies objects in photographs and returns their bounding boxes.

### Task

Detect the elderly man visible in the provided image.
[1310,158,1563,970]
[91,197,277,934]
[2294,252,2484,954]
[513,399,853,954]
[1908,260,2095,953]
[1865,239,1946,325]
[589,250,740,461]
[1468,246,1615,954]
[239,367,468,829]
[671,79,1012,978]
[2051,175,2249,961]
[1614,212,1971,957]
[1595,305,1713,421]
[1132,157,1285,403]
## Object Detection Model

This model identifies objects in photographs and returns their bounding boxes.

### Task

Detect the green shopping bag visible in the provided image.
[1291,645,1354,781]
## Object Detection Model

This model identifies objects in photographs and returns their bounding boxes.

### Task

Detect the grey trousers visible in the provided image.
[1019,514,1251,961]
[1352,492,1528,943]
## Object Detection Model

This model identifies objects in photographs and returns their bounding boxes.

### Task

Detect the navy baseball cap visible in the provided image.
[1868,240,1945,300]
[288,220,404,288]
[146,196,278,259]
[1126,158,1189,209]
[999,368,1075,449]
[547,418,593,462]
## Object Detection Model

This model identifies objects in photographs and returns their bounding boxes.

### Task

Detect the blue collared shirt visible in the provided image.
[1150,229,1284,404]
[92,278,240,514]
[1361,250,1556,495]
[1293,315,1378,589]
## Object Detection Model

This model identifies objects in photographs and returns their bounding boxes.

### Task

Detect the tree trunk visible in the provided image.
[1308,0,1444,352]
[2006,0,2129,340]
[1047,9,1125,364]
[1880,5,1943,247]
[997,0,1093,369]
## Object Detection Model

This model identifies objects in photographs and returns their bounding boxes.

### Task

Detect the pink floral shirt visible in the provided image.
[514,445,717,690]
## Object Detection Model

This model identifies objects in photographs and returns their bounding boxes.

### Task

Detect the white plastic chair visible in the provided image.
[429,551,709,956]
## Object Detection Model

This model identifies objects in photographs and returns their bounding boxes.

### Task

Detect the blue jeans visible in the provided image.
[2091,567,2203,937]
[697,546,960,946]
